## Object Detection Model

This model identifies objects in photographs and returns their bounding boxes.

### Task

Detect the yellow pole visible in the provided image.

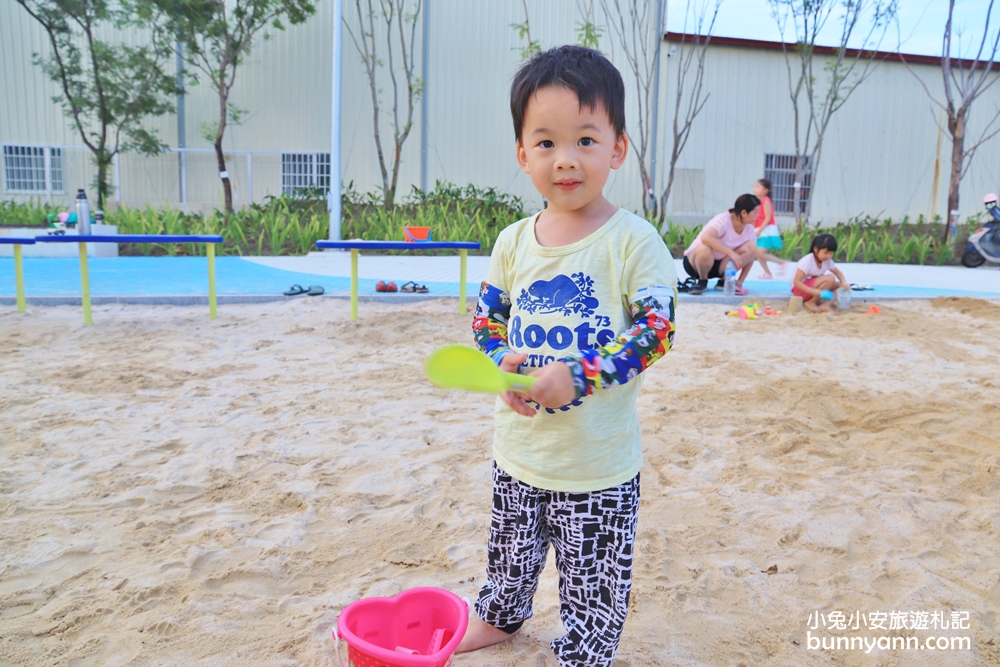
[78,242,92,325]
[14,244,26,313]
[207,242,217,320]
[351,248,359,320]
[459,248,468,314]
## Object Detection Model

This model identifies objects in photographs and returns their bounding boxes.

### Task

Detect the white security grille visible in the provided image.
[764,153,812,214]
[281,152,330,195]
[2,145,64,193]
[50,147,64,192]
[4,145,45,192]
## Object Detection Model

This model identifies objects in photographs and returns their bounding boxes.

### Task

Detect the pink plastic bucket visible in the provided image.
[333,587,468,667]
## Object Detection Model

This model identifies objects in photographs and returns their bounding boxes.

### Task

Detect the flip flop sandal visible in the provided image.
[756,273,773,280]
[400,281,429,293]
[307,285,325,296]
[734,285,750,296]
[676,277,699,293]
[850,283,873,291]
[284,284,307,296]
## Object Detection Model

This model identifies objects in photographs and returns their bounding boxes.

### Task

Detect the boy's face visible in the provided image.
[516,86,627,214]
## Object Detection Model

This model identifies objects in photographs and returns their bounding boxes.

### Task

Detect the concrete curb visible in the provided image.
[0,291,970,308]
[0,293,463,307]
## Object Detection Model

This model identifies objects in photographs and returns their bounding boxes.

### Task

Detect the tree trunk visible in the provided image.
[387,140,402,210]
[95,152,111,210]
[216,73,233,215]
[638,161,652,219]
[215,136,232,215]
[945,111,965,243]
[657,161,676,233]
[793,157,805,232]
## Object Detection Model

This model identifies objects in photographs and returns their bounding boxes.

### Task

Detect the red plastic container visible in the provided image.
[403,226,432,242]
[333,587,468,667]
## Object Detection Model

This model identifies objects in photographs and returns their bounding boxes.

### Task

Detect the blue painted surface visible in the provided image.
[316,240,480,250]
[0,238,36,244]
[0,257,473,297]
[728,279,1000,299]
[35,234,224,244]
[2,256,998,299]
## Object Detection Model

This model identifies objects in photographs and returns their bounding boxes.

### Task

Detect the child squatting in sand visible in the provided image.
[460,46,677,666]
[791,233,849,313]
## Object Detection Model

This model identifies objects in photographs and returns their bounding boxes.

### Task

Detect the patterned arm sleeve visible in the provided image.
[472,282,514,366]
[561,286,676,400]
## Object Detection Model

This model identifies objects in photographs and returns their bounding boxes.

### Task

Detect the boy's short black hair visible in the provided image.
[812,233,838,253]
[510,45,626,144]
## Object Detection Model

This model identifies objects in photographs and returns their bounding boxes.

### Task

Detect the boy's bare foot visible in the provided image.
[456,617,518,653]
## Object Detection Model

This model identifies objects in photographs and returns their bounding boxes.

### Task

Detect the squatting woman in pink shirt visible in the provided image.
[682,193,759,295]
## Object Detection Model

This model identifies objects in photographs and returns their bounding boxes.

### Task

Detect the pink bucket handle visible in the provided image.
[331,625,348,667]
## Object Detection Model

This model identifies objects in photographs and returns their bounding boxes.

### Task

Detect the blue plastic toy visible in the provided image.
[820,290,834,302]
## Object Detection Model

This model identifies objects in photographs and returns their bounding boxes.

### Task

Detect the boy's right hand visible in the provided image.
[499,353,536,417]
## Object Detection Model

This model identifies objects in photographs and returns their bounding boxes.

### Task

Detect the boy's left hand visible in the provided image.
[526,361,576,409]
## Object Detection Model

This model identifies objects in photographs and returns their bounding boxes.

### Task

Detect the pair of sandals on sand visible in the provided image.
[284,284,324,296]
[376,280,429,293]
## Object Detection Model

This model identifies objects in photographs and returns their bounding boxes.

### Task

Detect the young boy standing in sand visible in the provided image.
[462,46,677,666]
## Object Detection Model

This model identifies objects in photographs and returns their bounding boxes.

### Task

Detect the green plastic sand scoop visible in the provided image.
[425,345,536,394]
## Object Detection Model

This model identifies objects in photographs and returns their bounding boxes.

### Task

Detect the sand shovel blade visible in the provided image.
[425,345,534,394]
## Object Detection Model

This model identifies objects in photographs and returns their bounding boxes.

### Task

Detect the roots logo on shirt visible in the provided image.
[516,272,598,317]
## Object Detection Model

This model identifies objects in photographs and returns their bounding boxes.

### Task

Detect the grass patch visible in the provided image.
[1,193,986,265]
[658,214,985,266]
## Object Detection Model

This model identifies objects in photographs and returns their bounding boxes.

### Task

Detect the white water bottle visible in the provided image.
[723,259,737,297]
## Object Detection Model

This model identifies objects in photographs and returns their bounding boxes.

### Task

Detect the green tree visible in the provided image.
[900,0,1000,242]
[165,0,317,215]
[576,0,602,51]
[769,0,897,229]
[16,0,179,208]
[344,0,423,209]
[510,0,540,62]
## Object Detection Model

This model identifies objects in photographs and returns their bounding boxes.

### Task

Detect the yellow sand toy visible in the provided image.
[425,345,536,394]
[726,303,780,319]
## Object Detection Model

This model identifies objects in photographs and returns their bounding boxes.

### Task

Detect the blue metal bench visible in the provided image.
[315,240,481,320]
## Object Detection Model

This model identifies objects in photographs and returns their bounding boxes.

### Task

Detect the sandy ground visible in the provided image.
[1,296,998,667]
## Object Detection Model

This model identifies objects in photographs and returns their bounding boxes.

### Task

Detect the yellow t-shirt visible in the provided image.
[487,208,677,492]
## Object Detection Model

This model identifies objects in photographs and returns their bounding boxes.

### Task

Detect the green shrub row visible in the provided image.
[2,189,986,265]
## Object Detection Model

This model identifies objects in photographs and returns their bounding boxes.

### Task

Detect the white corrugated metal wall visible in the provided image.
[666,41,1000,223]
[2,0,998,221]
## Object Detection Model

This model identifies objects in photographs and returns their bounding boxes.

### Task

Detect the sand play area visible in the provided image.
[1,296,998,666]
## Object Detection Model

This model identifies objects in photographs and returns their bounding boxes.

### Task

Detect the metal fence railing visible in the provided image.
[1,145,328,210]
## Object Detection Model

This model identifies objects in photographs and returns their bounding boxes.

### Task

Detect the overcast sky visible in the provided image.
[667,0,998,58]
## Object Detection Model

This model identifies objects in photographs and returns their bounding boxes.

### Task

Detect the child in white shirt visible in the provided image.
[791,233,848,313]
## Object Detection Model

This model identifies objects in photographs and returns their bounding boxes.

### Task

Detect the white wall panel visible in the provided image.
[3,1,998,220]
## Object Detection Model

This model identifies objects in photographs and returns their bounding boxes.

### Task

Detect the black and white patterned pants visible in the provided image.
[475,462,640,667]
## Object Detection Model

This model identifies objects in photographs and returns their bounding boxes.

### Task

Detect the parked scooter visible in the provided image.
[961,194,1000,268]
